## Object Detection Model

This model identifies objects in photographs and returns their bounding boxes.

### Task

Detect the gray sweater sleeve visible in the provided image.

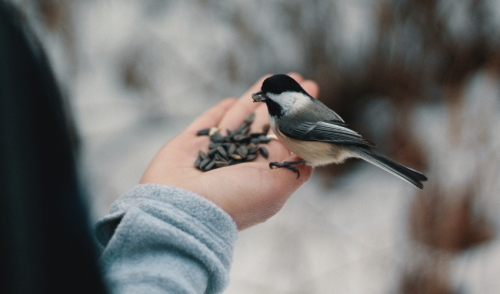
[94,184,238,294]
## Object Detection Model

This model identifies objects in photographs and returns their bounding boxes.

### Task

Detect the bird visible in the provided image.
[251,74,427,189]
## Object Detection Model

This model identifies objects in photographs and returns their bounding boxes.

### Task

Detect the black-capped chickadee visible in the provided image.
[252,74,427,189]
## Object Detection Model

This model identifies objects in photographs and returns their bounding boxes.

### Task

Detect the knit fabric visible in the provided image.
[95,184,238,294]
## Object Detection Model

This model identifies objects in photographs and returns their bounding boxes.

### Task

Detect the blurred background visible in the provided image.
[10,0,500,293]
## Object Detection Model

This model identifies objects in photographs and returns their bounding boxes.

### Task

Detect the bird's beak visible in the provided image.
[252,91,267,102]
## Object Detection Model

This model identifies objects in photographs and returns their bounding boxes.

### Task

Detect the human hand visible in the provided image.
[140,73,320,230]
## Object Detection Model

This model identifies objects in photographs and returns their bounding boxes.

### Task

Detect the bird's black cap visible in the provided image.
[261,74,310,96]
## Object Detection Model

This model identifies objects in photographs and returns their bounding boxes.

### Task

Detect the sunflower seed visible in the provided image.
[200,158,211,169]
[204,160,215,171]
[194,111,272,171]
[233,134,250,142]
[258,136,271,143]
[197,128,210,136]
[237,145,248,158]
[211,132,223,143]
[199,150,209,160]
[247,143,258,153]
[250,137,261,144]
[207,148,219,157]
[194,156,202,168]
[259,146,269,158]
[244,112,255,124]
[246,154,257,160]
[261,124,270,135]
[208,142,221,149]
[208,126,220,136]
[217,146,228,159]
[228,143,236,155]
[236,124,249,134]
[214,161,229,168]
[240,125,249,135]
[231,154,243,160]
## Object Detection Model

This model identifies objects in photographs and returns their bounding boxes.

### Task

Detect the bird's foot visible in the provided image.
[269,161,306,179]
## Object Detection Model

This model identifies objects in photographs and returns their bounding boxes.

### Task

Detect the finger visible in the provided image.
[286,72,306,82]
[302,80,320,98]
[186,98,237,133]
[249,103,271,133]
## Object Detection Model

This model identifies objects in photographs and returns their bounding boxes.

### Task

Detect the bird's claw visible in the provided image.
[269,161,305,179]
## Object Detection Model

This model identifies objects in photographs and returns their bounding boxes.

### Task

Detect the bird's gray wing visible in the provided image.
[279,119,373,147]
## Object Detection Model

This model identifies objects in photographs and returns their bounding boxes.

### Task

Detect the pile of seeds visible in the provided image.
[195,112,270,171]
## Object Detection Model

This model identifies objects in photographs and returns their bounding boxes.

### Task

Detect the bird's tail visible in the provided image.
[355,149,428,189]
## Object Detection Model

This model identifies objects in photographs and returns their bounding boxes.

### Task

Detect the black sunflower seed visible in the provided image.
[199,150,209,160]
[217,146,228,159]
[200,158,211,169]
[247,154,257,160]
[250,137,261,144]
[207,148,219,158]
[233,134,250,142]
[247,143,258,153]
[211,132,223,143]
[214,161,229,168]
[194,111,272,171]
[258,136,271,143]
[244,113,255,124]
[197,128,210,136]
[208,142,221,149]
[259,146,269,158]
[194,156,202,168]
[261,124,270,135]
[228,143,236,155]
[240,125,249,135]
[237,145,248,158]
[204,160,215,171]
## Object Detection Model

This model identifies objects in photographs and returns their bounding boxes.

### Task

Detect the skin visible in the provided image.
[140,73,319,230]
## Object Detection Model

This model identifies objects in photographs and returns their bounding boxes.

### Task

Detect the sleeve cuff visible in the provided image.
[95,184,238,293]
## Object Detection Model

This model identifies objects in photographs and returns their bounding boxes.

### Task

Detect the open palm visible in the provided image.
[140,74,319,230]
